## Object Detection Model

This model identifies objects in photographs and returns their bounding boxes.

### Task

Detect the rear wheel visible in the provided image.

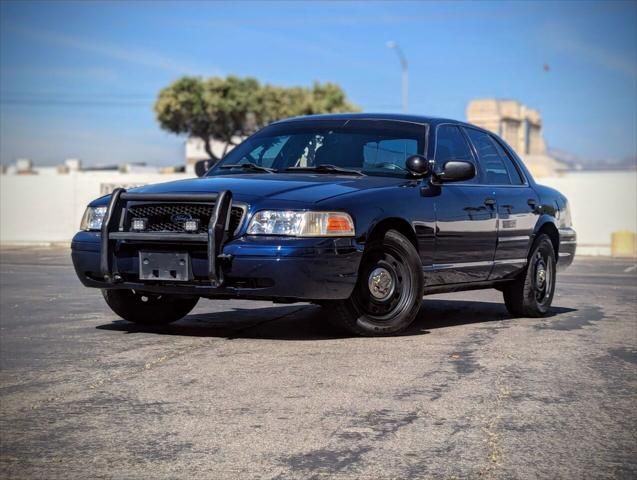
[325,229,423,336]
[102,289,199,325]
[503,233,556,317]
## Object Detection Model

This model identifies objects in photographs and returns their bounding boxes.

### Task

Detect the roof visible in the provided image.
[274,112,473,127]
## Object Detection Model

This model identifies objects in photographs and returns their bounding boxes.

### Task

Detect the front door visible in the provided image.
[428,185,498,285]
[426,124,498,285]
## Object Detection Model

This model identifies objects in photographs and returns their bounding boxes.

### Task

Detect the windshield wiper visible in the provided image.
[219,163,277,173]
[285,164,366,176]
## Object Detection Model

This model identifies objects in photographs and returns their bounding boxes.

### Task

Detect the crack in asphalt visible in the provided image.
[280,408,424,476]
[478,376,511,479]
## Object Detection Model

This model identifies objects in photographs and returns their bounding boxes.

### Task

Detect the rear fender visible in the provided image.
[532,214,560,256]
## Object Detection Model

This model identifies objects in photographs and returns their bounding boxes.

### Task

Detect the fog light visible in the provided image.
[131,218,148,231]
[183,219,200,232]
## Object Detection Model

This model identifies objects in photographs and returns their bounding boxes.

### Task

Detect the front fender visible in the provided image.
[317,184,436,265]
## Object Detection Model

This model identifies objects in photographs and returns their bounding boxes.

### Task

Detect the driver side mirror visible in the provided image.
[405,155,432,176]
[195,159,214,177]
[434,161,475,183]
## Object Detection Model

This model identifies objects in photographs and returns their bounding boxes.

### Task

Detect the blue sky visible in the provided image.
[1,0,635,166]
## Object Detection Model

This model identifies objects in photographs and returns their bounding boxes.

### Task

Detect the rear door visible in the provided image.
[463,127,539,279]
[427,124,498,285]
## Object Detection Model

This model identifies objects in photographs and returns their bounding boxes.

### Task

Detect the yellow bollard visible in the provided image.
[611,230,637,258]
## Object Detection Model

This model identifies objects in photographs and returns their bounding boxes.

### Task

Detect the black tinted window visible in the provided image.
[239,135,290,168]
[210,121,425,177]
[435,125,474,163]
[489,136,524,185]
[363,138,418,170]
[465,128,512,185]
[435,125,477,183]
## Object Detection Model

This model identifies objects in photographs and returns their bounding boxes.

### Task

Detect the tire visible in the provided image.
[102,289,199,325]
[503,233,556,317]
[325,229,424,336]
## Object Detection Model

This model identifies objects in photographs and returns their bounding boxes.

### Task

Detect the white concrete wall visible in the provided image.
[540,171,637,256]
[0,172,190,244]
[1,170,635,255]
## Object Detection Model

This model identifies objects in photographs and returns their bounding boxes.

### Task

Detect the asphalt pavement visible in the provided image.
[0,246,635,479]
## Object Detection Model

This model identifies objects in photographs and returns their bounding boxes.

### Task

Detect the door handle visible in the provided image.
[484,198,496,207]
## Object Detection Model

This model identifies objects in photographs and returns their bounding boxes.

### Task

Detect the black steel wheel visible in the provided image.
[503,233,556,317]
[102,289,199,325]
[325,229,423,336]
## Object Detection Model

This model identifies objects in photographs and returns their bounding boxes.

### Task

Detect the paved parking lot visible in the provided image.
[0,246,636,479]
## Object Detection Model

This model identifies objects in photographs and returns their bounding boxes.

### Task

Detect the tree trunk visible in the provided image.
[221,141,230,158]
[221,134,239,158]
[202,136,220,164]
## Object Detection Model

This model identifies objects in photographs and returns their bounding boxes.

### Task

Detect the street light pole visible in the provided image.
[387,41,408,113]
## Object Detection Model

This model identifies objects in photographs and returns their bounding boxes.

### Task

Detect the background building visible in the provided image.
[467,99,567,177]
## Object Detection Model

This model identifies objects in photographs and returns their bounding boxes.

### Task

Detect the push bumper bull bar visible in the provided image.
[100,188,234,287]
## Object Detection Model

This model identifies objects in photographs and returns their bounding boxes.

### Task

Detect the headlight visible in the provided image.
[80,206,107,231]
[558,200,572,228]
[247,210,355,237]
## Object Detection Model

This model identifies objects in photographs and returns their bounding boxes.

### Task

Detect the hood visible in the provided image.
[128,173,406,204]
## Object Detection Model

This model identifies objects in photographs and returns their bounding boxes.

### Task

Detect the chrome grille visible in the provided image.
[126,203,245,235]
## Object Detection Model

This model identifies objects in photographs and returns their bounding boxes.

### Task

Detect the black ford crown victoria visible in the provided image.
[72,114,576,336]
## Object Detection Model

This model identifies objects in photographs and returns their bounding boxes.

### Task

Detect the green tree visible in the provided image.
[155,76,359,163]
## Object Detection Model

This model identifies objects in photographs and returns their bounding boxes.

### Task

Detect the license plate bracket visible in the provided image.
[139,251,192,281]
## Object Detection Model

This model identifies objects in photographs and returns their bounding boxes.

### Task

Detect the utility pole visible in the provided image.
[386,41,408,113]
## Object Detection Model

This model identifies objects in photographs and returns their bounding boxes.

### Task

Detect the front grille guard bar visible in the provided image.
[100,188,233,287]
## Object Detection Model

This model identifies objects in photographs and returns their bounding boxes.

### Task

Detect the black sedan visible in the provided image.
[72,113,576,336]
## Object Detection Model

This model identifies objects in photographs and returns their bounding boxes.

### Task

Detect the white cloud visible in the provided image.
[6,24,214,75]
[0,65,119,81]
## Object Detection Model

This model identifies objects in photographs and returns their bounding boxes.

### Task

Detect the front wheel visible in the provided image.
[503,233,556,317]
[102,289,199,325]
[325,229,424,336]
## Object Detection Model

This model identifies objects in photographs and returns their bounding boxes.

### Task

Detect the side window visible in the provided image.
[363,138,418,168]
[435,125,478,183]
[489,136,524,185]
[465,128,511,185]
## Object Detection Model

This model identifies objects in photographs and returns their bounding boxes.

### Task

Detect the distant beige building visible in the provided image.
[466,99,566,177]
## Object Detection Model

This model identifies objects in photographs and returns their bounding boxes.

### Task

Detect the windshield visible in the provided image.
[208,120,427,177]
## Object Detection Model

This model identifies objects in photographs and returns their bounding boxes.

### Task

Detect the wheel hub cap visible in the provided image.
[368,267,395,301]
[536,262,546,289]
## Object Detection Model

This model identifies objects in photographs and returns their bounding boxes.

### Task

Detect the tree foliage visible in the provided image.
[154,76,359,162]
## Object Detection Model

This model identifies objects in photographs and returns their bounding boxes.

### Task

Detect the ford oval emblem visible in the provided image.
[171,213,193,223]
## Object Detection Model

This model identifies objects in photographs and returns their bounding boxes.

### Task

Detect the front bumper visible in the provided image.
[558,227,577,270]
[71,232,363,301]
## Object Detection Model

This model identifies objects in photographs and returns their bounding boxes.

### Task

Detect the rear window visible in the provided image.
[489,136,525,185]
